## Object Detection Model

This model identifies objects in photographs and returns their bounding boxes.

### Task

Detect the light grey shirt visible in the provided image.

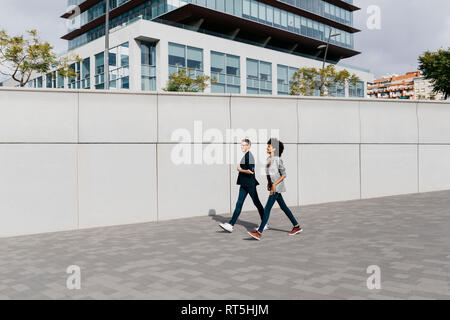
[266,156,287,193]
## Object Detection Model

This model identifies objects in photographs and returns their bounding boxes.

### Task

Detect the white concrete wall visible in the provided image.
[0,87,449,237]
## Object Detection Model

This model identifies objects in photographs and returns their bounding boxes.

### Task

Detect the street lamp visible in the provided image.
[317,29,341,70]
[104,0,110,90]
[315,29,341,95]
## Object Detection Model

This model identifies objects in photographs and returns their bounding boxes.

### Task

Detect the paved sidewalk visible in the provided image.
[0,191,449,300]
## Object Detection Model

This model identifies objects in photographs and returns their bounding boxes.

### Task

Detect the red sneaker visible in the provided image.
[248,231,262,240]
[289,225,303,236]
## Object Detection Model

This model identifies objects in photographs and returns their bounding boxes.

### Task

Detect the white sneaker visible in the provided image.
[254,224,269,231]
[219,223,234,233]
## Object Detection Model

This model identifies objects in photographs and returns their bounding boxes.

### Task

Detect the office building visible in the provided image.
[3,0,373,97]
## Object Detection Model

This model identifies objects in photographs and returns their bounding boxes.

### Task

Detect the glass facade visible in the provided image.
[68,0,354,51]
[68,0,167,50]
[246,58,272,94]
[328,81,346,97]
[33,76,43,88]
[68,62,81,89]
[67,0,84,6]
[57,71,65,88]
[210,51,240,93]
[185,0,354,49]
[278,0,353,26]
[94,42,129,89]
[349,80,364,97]
[46,71,57,88]
[168,42,204,78]
[141,41,157,91]
[68,0,133,32]
[277,64,298,95]
[81,57,91,88]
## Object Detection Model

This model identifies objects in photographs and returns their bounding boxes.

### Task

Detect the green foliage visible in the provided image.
[290,65,360,96]
[0,29,81,87]
[164,68,215,92]
[418,48,450,99]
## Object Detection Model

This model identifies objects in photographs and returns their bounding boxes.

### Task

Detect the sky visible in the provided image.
[0,0,449,82]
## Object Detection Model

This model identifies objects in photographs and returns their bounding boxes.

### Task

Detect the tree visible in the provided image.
[0,29,81,87]
[290,65,360,96]
[164,68,215,92]
[418,48,450,100]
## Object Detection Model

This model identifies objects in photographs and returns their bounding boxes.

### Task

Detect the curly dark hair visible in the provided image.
[267,138,284,156]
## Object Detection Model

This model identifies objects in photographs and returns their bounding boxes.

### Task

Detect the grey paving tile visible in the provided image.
[0,190,449,299]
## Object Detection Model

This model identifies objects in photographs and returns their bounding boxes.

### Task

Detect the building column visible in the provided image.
[204,49,211,93]
[89,54,95,90]
[240,56,246,94]
[272,62,277,95]
[157,39,168,92]
[129,38,141,91]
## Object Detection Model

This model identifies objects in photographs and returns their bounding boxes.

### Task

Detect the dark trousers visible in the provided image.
[229,185,265,226]
[258,192,299,233]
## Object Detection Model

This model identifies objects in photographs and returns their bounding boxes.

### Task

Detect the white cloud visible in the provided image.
[348,0,450,78]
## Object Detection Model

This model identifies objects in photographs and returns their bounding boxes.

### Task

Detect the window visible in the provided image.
[187,46,203,70]
[169,42,204,85]
[225,0,233,14]
[266,6,273,24]
[277,65,288,95]
[141,41,156,91]
[274,8,281,26]
[247,58,272,94]
[95,42,129,90]
[349,81,365,97]
[168,42,185,68]
[243,0,250,17]
[68,62,81,89]
[259,3,266,22]
[46,71,57,89]
[57,71,65,88]
[277,64,298,95]
[211,51,240,93]
[250,0,258,20]
[82,58,90,76]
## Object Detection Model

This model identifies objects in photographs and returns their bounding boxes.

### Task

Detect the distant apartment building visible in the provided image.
[367,71,419,100]
[414,76,445,100]
[368,71,445,100]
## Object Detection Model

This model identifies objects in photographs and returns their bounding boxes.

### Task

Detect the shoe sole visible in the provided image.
[289,229,303,236]
[219,224,233,233]
[248,232,261,241]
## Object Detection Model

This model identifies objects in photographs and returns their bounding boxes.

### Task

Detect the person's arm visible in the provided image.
[238,152,254,175]
[270,159,286,194]
[238,167,254,175]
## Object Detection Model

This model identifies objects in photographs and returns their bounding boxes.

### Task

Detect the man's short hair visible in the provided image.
[267,138,284,156]
[242,138,251,146]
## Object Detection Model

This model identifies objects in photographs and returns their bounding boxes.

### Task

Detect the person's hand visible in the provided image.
[270,184,276,195]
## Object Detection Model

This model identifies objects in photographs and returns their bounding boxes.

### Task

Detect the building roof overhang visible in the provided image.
[61,0,148,40]
[61,0,360,19]
[157,4,361,61]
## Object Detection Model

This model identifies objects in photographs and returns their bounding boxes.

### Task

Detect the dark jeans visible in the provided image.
[229,185,265,226]
[258,192,299,233]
